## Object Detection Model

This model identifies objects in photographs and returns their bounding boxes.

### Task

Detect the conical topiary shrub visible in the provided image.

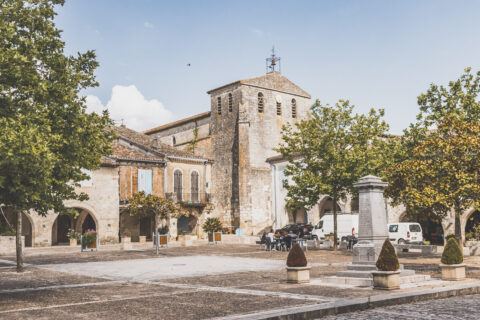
[441,237,463,265]
[376,238,400,271]
[287,243,307,267]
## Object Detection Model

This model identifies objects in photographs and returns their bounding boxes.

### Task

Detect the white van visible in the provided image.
[388,223,423,244]
[312,214,359,240]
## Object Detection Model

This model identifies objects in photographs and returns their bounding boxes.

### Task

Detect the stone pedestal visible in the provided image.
[352,175,389,265]
[323,175,429,288]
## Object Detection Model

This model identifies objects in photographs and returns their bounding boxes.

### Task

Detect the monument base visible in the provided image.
[352,241,383,265]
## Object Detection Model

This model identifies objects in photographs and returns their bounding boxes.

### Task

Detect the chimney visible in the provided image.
[152,137,159,149]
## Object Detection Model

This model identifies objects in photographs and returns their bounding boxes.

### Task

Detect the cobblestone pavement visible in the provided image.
[321,294,480,319]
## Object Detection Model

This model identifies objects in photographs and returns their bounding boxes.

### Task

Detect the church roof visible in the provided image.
[143,111,211,135]
[111,126,210,161]
[207,71,311,98]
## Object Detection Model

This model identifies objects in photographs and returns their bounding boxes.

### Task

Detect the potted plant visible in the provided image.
[372,238,401,290]
[67,229,80,246]
[121,228,131,243]
[121,228,132,250]
[153,226,169,248]
[286,243,310,283]
[203,217,223,244]
[81,229,98,252]
[440,237,466,280]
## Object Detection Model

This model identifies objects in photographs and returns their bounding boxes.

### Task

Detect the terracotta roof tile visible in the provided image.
[111,126,209,161]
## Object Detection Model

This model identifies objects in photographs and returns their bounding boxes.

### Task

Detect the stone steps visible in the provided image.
[321,274,431,287]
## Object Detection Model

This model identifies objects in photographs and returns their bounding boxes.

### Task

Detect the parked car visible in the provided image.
[311,214,359,241]
[388,222,423,244]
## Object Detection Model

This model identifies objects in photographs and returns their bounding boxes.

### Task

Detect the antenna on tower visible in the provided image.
[266,46,281,73]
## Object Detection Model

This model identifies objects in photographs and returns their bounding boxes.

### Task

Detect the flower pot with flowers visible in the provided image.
[67,229,80,246]
[121,228,132,250]
[81,229,98,252]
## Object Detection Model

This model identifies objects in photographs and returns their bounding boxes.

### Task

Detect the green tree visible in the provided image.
[276,100,389,250]
[127,192,182,254]
[0,0,113,271]
[385,68,480,247]
[385,116,480,248]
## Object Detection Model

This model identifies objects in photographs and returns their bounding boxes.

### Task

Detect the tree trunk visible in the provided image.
[16,211,24,272]
[155,212,159,255]
[333,196,338,251]
[454,211,462,249]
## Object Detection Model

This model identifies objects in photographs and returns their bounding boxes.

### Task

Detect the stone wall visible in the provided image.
[209,83,242,228]
[236,84,311,235]
[26,166,120,246]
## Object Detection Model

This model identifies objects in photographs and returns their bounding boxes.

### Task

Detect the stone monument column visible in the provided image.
[352,175,389,265]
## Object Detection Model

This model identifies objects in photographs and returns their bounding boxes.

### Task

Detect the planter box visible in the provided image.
[139,236,146,243]
[208,232,222,244]
[81,235,98,252]
[69,238,77,246]
[153,233,168,248]
[440,263,466,281]
[372,270,401,290]
[286,266,311,283]
[0,236,24,255]
[121,236,132,250]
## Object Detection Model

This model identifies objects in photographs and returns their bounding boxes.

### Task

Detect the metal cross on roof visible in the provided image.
[266,46,281,73]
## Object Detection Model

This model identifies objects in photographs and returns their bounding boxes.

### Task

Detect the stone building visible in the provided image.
[146,71,312,235]
[0,125,212,247]
[145,69,480,243]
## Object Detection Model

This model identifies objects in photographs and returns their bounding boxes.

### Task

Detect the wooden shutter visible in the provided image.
[174,170,182,201]
[138,169,153,195]
[191,171,199,201]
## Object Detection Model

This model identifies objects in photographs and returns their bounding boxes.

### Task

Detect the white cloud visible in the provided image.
[86,85,174,131]
[143,21,154,29]
[251,28,264,37]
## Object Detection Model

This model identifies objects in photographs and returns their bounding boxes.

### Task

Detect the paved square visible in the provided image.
[38,255,286,281]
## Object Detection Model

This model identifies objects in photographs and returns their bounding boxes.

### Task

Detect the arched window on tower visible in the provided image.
[217,96,222,115]
[258,93,264,113]
[228,93,233,112]
[172,136,176,145]
[276,102,282,116]
[291,99,297,118]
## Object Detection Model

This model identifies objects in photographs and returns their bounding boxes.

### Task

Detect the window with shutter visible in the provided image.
[138,169,153,195]
[191,171,199,201]
[174,170,183,201]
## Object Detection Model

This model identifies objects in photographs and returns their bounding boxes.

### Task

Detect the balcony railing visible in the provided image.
[165,192,210,206]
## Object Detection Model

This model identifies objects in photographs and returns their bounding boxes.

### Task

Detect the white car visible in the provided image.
[312,214,359,241]
[388,222,423,244]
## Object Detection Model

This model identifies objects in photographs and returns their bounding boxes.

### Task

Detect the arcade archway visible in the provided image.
[465,210,480,240]
[0,210,33,247]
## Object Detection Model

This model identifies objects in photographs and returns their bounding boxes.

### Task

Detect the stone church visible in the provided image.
[145,67,480,242]
[145,70,318,235]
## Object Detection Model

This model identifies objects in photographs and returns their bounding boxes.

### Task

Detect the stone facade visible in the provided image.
[146,71,312,235]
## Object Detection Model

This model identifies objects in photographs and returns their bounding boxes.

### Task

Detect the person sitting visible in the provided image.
[279,231,288,251]
[285,233,292,250]
[260,232,267,250]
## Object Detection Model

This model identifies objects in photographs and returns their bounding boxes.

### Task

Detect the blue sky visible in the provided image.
[56,0,480,133]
